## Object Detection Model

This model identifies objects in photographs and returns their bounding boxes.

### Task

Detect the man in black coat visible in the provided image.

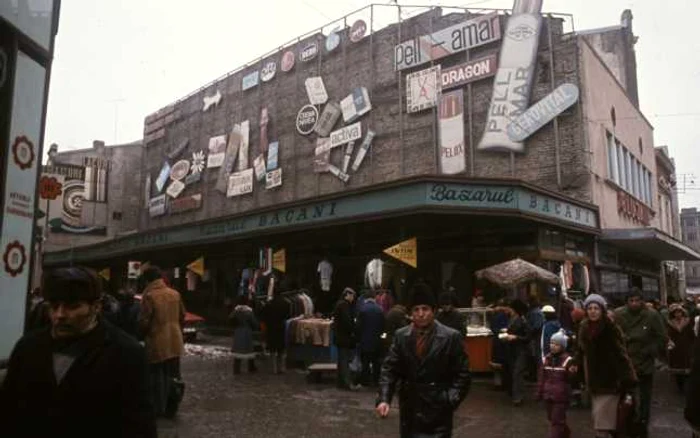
[376,283,471,437]
[686,334,700,436]
[0,267,157,438]
[437,291,467,337]
[333,287,358,390]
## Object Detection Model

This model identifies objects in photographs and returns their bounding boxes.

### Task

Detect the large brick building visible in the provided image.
[44,4,697,317]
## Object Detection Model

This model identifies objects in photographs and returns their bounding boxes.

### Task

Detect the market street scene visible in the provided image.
[1,1,700,437]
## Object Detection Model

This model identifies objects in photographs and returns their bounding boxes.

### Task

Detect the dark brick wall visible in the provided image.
[141,8,590,231]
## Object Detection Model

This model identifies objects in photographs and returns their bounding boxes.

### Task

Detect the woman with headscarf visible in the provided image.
[502,299,531,406]
[229,296,259,374]
[666,303,695,393]
[574,294,637,438]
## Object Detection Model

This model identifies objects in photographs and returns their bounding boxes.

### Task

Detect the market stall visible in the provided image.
[458,307,493,373]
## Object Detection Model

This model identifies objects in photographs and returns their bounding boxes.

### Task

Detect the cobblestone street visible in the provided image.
[157,340,693,438]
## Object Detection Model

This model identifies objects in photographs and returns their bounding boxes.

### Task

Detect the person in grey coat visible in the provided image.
[229,296,259,374]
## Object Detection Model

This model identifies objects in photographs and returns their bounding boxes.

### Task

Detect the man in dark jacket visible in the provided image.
[376,283,471,437]
[356,290,385,386]
[0,267,156,438]
[614,288,666,438]
[333,287,358,390]
[685,334,700,436]
[437,291,466,337]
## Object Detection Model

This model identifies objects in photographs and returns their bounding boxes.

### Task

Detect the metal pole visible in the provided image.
[465,8,475,176]
[397,5,405,176]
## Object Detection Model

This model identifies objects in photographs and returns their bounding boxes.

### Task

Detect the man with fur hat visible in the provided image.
[376,283,471,437]
[536,330,575,438]
[0,267,156,437]
[614,287,666,438]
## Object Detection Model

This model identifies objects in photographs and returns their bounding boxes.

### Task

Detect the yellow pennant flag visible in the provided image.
[187,256,205,276]
[98,268,111,281]
[272,249,286,273]
[383,237,417,268]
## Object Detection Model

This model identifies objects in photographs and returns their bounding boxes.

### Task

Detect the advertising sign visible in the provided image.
[383,237,417,268]
[406,66,441,113]
[296,104,319,135]
[227,168,254,197]
[340,87,372,123]
[478,1,543,153]
[506,83,579,142]
[266,168,283,189]
[300,42,318,62]
[242,70,260,91]
[326,28,340,52]
[441,54,498,90]
[237,120,250,171]
[272,248,286,273]
[253,154,267,182]
[127,261,142,279]
[260,60,277,82]
[260,108,269,154]
[215,124,242,193]
[267,141,279,171]
[314,138,331,173]
[155,162,171,193]
[149,194,167,217]
[328,165,350,183]
[207,135,227,168]
[170,160,190,181]
[190,150,206,174]
[394,13,501,71]
[342,141,355,173]
[350,19,367,43]
[351,130,376,172]
[305,77,328,105]
[166,180,185,198]
[438,90,466,175]
[185,172,201,186]
[281,50,295,72]
[315,102,342,137]
[170,193,203,215]
[330,122,362,148]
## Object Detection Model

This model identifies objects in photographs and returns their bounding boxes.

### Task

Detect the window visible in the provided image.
[616,142,625,189]
[636,160,643,201]
[112,211,122,220]
[631,160,639,198]
[659,196,664,231]
[685,217,696,228]
[688,232,697,242]
[607,132,619,183]
[622,150,630,191]
[647,170,653,206]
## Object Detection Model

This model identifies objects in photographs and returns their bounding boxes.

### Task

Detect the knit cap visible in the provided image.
[550,330,568,350]
[583,293,607,310]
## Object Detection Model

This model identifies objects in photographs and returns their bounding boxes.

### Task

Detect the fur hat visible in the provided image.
[44,267,102,304]
[409,283,436,309]
[550,330,568,349]
[669,303,687,317]
[583,293,607,310]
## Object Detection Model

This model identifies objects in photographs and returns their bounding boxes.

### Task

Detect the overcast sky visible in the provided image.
[44,0,700,207]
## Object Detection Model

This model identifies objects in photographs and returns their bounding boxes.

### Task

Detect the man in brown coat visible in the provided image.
[139,266,186,418]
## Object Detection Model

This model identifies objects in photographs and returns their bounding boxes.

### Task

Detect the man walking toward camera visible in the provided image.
[0,267,156,437]
[376,283,471,437]
[614,287,666,438]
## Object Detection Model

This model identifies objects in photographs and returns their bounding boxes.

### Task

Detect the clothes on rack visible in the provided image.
[185,270,197,292]
[318,260,333,292]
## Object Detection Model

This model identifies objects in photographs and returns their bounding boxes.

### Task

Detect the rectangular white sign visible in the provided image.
[266,168,283,189]
[352,130,376,172]
[394,13,501,71]
[315,102,342,137]
[314,138,331,173]
[438,90,466,174]
[253,154,266,182]
[305,77,328,105]
[155,162,171,193]
[238,120,250,171]
[478,6,542,153]
[330,122,362,148]
[406,66,441,113]
[227,168,254,197]
[149,194,167,217]
[215,123,242,193]
[242,71,260,91]
[166,180,185,198]
[207,135,227,168]
[340,87,371,123]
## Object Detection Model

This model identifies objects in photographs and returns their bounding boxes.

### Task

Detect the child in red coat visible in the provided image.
[536,330,575,438]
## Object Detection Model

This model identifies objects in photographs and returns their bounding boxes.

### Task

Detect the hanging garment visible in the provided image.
[185,271,197,292]
[563,261,574,290]
[365,258,383,290]
[559,264,568,294]
[582,264,590,295]
[318,260,333,292]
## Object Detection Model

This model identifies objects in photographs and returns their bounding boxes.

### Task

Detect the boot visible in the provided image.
[233,359,241,375]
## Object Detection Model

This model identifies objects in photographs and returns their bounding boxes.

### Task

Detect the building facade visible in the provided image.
[682,207,700,289]
[44,4,697,320]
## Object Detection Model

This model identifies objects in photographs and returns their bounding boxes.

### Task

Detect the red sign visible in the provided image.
[39,176,63,200]
[281,51,295,72]
[440,54,498,90]
[12,135,35,170]
[617,191,651,225]
[3,241,27,277]
[350,20,367,43]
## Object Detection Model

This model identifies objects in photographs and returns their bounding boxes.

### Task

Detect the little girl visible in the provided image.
[536,330,575,438]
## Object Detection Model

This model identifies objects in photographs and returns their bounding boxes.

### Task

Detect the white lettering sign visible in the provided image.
[242,71,260,91]
[166,180,185,199]
[149,194,167,217]
[305,77,328,105]
[438,90,466,174]
[406,66,441,113]
[340,87,372,123]
[330,122,362,148]
[506,83,579,142]
[207,135,227,168]
[441,54,498,90]
[394,13,501,71]
[227,168,254,197]
[266,168,282,189]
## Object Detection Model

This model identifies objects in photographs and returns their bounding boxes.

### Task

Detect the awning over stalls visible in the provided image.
[600,228,700,261]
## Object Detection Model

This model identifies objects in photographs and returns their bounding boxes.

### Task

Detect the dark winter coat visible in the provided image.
[667,317,695,372]
[685,335,700,432]
[385,305,410,349]
[115,297,142,340]
[263,296,291,352]
[356,299,385,353]
[575,318,637,395]
[0,320,156,438]
[614,306,667,376]
[333,299,356,349]
[540,320,562,361]
[536,352,573,403]
[437,309,467,337]
[229,305,258,356]
[378,321,471,438]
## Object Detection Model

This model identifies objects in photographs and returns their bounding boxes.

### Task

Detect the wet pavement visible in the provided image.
[158,336,693,437]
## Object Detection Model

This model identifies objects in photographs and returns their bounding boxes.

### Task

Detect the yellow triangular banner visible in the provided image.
[98,268,111,281]
[383,237,417,268]
[272,249,286,273]
[187,256,205,276]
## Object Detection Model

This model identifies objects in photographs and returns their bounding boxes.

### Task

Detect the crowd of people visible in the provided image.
[3,264,700,438]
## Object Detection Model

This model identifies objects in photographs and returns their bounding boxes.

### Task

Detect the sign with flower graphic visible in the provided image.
[191,150,206,174]
[39,175,63,200]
